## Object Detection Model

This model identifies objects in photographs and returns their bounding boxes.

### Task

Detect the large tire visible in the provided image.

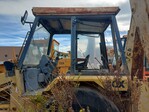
[72,87,119,112]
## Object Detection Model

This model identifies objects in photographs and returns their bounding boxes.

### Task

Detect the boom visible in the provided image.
[126,0,149,78]
[126,0,149,111]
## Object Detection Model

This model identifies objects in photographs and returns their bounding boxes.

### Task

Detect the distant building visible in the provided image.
[0,46,21,63]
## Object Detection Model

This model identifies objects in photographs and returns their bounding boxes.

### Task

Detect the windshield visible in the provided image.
[23,24,50,65]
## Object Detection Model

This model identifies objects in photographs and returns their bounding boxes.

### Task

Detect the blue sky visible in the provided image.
[0,0,131,47]
[0,15,27,46]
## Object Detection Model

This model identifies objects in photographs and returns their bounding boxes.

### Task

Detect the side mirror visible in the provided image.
[21,10,33,29]
[21,10,28,25]
[3,61,15,76]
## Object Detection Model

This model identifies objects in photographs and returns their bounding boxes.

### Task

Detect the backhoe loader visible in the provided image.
[0,0,149,111]
[0,6,129,112]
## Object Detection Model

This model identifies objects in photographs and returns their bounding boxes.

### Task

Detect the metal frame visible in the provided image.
[18,11,128,74]
[111,16,127,70]
[18,17,39,68]
[71,17,77,73]
[121,37,127,50]
[100,33,109,69]
[37,15,114,35]
[47,34,54,55]
[111,24,118,62]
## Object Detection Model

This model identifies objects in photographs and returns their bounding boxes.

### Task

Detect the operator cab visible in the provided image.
[18,7,128,91]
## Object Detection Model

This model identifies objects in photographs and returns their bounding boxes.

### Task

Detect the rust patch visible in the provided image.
[131,27,144,79]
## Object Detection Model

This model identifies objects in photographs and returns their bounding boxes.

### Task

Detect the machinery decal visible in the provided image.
[112,80,125,88]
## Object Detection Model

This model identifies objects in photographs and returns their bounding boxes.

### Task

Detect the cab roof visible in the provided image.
[32,7,120,34]
[32,7,120,16]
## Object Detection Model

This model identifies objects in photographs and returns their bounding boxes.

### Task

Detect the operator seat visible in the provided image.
[38,55,58,85]
[76,55,90,72]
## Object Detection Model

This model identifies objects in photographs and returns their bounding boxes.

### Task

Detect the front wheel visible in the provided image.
[72,87,119,112]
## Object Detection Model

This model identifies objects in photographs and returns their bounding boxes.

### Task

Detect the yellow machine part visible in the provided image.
[50,39,60,60]
[56,58,70,74]
[45,75,129,92]
[0,64,5,73]
[0,104,10,112]
[138,82,149,112]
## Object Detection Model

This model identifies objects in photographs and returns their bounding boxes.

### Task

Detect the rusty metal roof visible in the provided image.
[32,7,120,16]
[32,7,120,34]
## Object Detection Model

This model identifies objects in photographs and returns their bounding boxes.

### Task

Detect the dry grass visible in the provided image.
[101,75,128,111]
[46,75,75,112]
[100,68,141,112]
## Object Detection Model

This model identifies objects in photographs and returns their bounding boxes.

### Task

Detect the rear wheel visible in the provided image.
[72,87,119,112]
